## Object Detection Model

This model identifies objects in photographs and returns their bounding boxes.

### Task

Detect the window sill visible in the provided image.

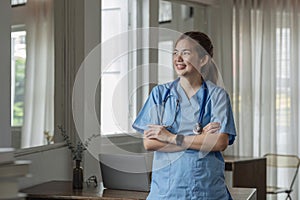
[15,142,67,157]
[103,132,142,138]
[14,133,142,157]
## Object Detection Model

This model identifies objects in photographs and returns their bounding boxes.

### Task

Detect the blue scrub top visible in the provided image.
[132,78,236,200]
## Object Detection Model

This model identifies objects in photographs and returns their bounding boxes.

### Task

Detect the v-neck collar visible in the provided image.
[177,82,202,108]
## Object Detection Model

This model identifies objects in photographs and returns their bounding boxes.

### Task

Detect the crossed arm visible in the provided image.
[143,122,229,152]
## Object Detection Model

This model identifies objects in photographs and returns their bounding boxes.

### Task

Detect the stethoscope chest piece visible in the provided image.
[193,123,202,134]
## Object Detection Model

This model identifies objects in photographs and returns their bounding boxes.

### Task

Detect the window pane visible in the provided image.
[159,0,172,23]
[11,0,27,6]
[11,31,26,126]
[276,27,291,151]
[158,40,174,84]
[101,0,129,134]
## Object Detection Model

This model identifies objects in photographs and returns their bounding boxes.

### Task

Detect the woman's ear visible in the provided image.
[199,55,209,67]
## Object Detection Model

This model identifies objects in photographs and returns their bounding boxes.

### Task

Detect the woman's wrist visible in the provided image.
[166,134,185,146]
[175,134,185,146]
[167,134,177,144]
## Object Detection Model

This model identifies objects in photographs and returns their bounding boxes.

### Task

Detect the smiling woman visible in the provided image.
[132,31,236,200]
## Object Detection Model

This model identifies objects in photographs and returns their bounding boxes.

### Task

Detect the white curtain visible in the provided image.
[21,0,54,148]
[232,0,300,199]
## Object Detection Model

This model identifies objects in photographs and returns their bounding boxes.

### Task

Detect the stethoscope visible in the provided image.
[160,78,208,134]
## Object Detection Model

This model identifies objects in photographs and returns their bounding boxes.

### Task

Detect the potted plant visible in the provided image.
[58,125,86,190]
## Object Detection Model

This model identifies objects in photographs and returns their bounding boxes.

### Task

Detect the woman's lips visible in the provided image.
[176,64,186,70]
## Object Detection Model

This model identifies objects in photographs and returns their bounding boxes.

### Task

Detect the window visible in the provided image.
[159,0,172,23]
[158,40,174,84]
[275,26,291,151]
[100,0,163,135]
[101,0,130,135]
[11,0,54,148]
[11,30,26,127]
[232,3,297,156]
[100,0,173,135]
[11,0,27,6]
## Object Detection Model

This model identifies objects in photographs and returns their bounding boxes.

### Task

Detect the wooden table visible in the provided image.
[224,156,266,200]
[21,180,256,200]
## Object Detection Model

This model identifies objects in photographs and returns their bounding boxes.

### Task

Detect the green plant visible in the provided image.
[58,125,87,161]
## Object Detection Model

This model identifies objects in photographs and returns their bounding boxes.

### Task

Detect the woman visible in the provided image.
[132,31,236,199]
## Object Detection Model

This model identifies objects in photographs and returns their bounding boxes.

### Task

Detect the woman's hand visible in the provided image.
[144,125,175,143]
[202,122,221,134]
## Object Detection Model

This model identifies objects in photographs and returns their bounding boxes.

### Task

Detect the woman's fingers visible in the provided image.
[203,122,220,129]
[144,129,154,137]
[147,124,166,133]
[147,123,221,136]
[144,128,160,139]
[203,122,221,134]
[145,125,171,142]
[205,127,220,134]
[205,122,220,128]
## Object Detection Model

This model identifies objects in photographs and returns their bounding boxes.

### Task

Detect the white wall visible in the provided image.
[0,0,11,147]
[16,138,143,190]
[17,145,72,189]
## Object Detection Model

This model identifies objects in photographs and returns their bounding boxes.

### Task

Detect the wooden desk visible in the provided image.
[21,181,147,200]
[21,181,256,200]
[224,156,266,200]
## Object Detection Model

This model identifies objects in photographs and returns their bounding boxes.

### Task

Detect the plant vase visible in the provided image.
[73,160,83,190]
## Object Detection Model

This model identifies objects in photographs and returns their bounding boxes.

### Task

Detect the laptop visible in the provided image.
[99,153,152,192]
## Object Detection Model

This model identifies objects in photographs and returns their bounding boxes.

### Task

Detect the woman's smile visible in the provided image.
[175,63,187,70]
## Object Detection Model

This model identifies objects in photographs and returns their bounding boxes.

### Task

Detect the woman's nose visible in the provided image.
[175,53,183,61]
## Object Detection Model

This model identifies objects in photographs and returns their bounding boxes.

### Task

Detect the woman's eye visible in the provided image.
[173,51,179,55]
[183,51,190,55]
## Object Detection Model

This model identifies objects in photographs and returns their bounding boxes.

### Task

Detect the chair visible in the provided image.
[264,153,300,200]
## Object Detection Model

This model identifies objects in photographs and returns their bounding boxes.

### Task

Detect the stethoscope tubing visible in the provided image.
[160,78,208,130]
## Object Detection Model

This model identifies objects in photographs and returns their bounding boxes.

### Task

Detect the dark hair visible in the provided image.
[176,31,214,58]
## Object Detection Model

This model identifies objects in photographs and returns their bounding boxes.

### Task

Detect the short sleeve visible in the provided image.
[132,86,161,134]
[210,88,236,145]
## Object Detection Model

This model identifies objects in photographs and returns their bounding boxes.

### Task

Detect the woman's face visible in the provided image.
[173,38,202,78]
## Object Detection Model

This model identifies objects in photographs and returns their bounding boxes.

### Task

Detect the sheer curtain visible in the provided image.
[232,0,300,199]
[21,0,54,148]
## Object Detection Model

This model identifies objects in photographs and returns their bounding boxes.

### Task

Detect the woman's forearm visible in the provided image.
[143,123,228,152]
[143,138,184,152]
[143,133,229,152]
[182,133,229,151]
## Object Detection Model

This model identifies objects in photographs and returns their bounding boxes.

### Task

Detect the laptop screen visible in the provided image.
[99,153,152,192]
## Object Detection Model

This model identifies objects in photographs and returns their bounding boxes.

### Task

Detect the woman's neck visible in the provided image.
[179,76,203,99]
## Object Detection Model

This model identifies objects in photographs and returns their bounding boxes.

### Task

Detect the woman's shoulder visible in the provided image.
[206,80,228,97]
[152,79,178,92]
